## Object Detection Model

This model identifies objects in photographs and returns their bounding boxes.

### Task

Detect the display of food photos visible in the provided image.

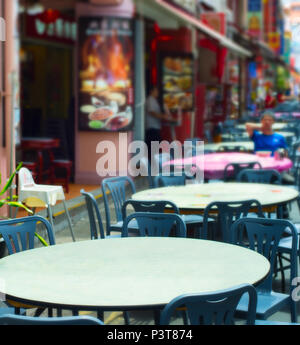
[78,17,134,131]
[160,55,194,112]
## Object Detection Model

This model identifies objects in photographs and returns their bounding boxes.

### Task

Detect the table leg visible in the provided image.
[47,204,55,231]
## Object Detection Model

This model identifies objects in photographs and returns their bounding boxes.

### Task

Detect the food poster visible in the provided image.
[78,17,134,131]
[160,54,194,113]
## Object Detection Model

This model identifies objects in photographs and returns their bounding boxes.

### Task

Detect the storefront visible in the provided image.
[1,0,253,190]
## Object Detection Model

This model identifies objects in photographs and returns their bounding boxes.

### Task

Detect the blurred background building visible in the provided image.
[0,0,297,198]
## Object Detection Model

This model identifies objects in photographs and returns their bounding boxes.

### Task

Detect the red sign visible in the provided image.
[24,13,76,45]
[200,13,226,35]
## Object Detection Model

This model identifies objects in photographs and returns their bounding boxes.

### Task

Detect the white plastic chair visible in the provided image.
[18,167,75,242]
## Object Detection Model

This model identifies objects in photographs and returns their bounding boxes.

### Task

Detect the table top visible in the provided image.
[133,182,299,210]
[222,131,294,140]
[167,152,293,180]
[236,123,288,131]
[0,237,270,311]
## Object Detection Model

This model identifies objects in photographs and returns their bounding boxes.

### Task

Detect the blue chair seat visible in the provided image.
[109,219,139,235]
[181,215,215,224]
[255,320,300,325]
[237,291,291,320]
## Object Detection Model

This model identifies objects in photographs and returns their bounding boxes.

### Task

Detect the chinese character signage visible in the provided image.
[247,0,263,39]
[267,32,280,53]
[78,17,134,131]
[200,13,226,35]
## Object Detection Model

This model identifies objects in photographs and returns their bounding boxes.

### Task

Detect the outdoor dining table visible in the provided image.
[165,152,293,180]
[132,182,299,214]
[221,131,295,141]
[236,123,288,131]
[0,237,270,315]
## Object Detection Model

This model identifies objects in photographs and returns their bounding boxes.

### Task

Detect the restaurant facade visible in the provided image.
[1,0,287,191]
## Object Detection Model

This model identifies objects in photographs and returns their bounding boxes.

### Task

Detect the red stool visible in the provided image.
[50,159,72,193]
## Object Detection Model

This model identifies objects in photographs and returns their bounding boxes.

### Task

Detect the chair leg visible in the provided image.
[154,309,160,325]
[291,298,297,323]
[278,254,286,293]
[62,200,76,242]
[97,310,104,321]
[123,311,130,325]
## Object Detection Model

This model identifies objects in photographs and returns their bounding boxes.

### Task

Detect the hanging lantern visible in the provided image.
[40,9,60,24]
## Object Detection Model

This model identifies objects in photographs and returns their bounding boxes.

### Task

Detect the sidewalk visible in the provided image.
[11,177,300,324]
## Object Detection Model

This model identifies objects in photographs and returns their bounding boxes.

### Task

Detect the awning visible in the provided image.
[152,0,253,58]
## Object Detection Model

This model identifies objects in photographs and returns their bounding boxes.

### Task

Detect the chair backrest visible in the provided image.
[154,174,186,188]
[122,199,180,220]
[0,216,55,254]
[217,145,247,153]
[160,284,257,325]
[81,189,105,240]
[122,212,186,238]
[230,217,298,293]
[18,167,36,190]
[163,164,203,184]
[153,153,173,175]
[138,156,153,188]
[101,176,136,235]
[0,314,104,325]
[237,169,282,184]
[202,200,264,242]
[223,162,262,181]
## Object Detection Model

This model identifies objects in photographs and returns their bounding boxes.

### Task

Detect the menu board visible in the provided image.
[78,17,134,131]
[160,54,194,113]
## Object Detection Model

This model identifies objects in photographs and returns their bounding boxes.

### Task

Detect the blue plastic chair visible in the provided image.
[230,217,298,323]
[153,174,186,188]
[122,211,187,325]
[236,168,284,219]
[237,169,282,184]
[202,200,264,242]
[0,215,55,254]
[81,190,106,240]
[80,189,130,324]
[0,314,104,325]
[160,284,257,325]
[217,145,247,153]
[0,216,56,317]
[122,199,213,239]
[223,162,262,182]
[138,156,154,188]
[101,176,137,236]
[122,212,187,238]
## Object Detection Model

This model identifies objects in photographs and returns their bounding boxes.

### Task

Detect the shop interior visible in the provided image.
[18,2,76,182]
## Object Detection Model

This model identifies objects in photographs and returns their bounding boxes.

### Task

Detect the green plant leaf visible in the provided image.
[1,200,33,214]
[0,162,23,197]
[34,233,48,247]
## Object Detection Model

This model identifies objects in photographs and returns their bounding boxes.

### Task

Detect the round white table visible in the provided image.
[0,237,270,312]
[132,182,299,212]
[236,123,288,131]
[222,131,294,141]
